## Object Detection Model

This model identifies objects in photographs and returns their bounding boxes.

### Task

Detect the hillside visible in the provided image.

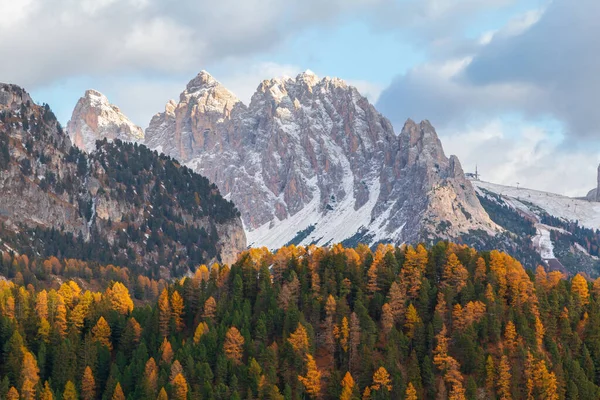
[0,83,246,278]
[473,180,600,276]
[0,242,597,399]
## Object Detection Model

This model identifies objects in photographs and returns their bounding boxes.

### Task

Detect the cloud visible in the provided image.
[440,119,600,197]
[0,0,386,89]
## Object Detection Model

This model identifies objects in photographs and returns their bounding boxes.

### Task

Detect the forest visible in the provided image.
[0,241,598,400]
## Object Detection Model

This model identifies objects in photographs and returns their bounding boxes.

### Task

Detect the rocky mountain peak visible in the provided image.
[66,89,143,153]
[0,83,33,110]
[185,70,220,93]
[145,70,498,248]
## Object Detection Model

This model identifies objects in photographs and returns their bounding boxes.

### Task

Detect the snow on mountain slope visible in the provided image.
[145,70,498,249]
[473,180,600,230]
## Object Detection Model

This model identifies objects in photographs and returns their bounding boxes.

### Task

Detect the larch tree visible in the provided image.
[474,257,487,282]
[388,281,406,323]
[485,355,495,396]
[339,317,349,353]
[169,360,184,383]
[572,274,590,305]
[404,304,421,339]
[171,290,185,332]
[158,288,171,338]
[371,367,392,392]
[288,323,310,355]
[157,388,168,400]
[63,381,77,400]
[160,338,174,364]
[405,382,418,400]
[81,366,95,400]
[36,289,48,320]
[224,326,245,364]
[40,381,53,400]
[349,312,361,374]
[92,316,113,351]
[203,296,217,319]
[504,321,518,353]
[21,350,39,400]
[6,387,19,400]
[144,357,158,395]
[298,354,321,398]
[106,282,134,315]
[112,382,126,400]
[381,303,394,335]
[497,355,512,400]
[171,374,188,400]
[193,322,209,344]
[443,253,469,293]
[340,371,356,400]
[54,295,68,338]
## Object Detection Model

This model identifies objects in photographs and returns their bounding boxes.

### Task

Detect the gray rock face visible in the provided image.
[67,89,144,153]
[585,164,600,201]
[145,71,499,248]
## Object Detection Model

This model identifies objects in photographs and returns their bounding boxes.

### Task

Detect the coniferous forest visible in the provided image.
[0,242,598,400]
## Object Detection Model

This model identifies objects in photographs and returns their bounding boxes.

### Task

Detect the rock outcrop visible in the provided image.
[145,71,499,248]
[586,163,600,201]
[67,90,144,153]
[0,83,245,273]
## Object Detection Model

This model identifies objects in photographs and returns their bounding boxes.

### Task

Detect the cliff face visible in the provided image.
[67,89,144,153]
[0,83,246,274]
[145,71,499,248]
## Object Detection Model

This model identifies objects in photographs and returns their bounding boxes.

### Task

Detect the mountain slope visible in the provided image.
[145,71,498,248]
[67,89,144,153]
[0,83,245,276]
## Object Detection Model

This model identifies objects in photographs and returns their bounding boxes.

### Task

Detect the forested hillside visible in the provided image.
[0,84,245,276]
[0,242,597,399]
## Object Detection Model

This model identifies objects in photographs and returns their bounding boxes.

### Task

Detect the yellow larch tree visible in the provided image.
[387,281,406,323]
[144,357,158,395]
[158,288,171,338]
[404,304,421,339]
[443,253,469,293]
[157,387,168,400]
[474,257,487,282]
[106,282,134,315]
[171,290,185,332]
[171,374,188,400]
[224,326,245,364]
[7,387,19,400]
[81,366,95,400]
[298,354,321,398]
[203,296,217,319]
[504,321,518,353]
[40,381,53,400]
[193,322,209,344]
[54,295,68,338]
[63,381,77,400]
[339,317,349,352]
[405,382,418,400]
[402,245,428,299]
[92,316,113,351]
[381,303,394,335]
[572,273,590,305]
[340,372,356,400]
[112,382,126,400]
[36,289,48,320]
[497,355,512,400]
[160,338,174,364]
[21,350,39,400]
[288,323,310,355]
[371,367,392,392]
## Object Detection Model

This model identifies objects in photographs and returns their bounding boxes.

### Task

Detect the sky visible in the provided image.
[1,0,599,197]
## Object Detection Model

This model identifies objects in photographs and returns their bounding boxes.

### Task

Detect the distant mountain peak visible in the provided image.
[66,89,143,153]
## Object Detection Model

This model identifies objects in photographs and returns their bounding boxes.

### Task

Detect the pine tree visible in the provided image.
[298,354,321,398]
[158,289,171,337]
[224,326,245,364]
[81,366,95,400]
[171,290,185,332]
[92,316,113,351]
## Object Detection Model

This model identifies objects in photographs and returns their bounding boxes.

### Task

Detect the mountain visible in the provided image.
[67,89,144,153]
[586,163,600,201]
[473,179,600,276]
[0,83,245,276]
[145,70,498,248]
